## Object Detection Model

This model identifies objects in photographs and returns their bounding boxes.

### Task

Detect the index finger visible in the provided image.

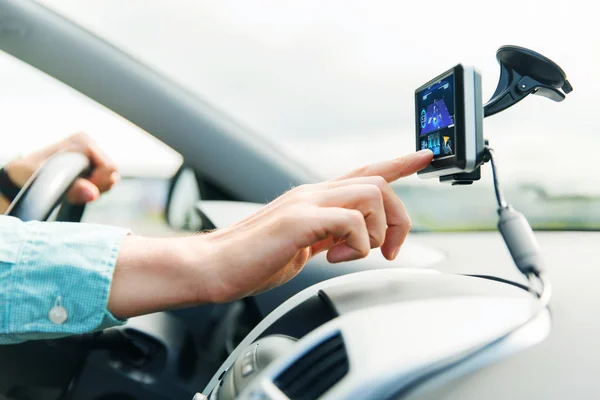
[332,149,433,183]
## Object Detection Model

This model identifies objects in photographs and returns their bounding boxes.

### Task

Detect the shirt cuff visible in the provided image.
[1,218,130,344]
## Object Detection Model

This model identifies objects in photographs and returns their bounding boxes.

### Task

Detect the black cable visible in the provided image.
[526,273,538,297]
[484,146,508,209]
[466,274,530,292]
[396,145,553,399]
[536,272,552,307]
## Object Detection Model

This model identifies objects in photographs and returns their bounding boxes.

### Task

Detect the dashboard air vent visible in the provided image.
[274,332,348,400]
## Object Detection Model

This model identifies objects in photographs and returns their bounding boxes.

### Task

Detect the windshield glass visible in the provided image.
[37,0,599,231]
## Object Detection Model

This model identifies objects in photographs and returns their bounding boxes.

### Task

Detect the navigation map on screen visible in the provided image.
[417,74,456,158]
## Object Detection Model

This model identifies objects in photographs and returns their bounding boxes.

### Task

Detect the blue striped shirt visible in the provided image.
[0,215,130,344]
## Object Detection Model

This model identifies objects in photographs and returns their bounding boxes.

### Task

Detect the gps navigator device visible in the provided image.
[416,64,484,179]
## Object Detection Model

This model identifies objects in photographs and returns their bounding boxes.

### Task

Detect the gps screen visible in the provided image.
[417,73,456,158]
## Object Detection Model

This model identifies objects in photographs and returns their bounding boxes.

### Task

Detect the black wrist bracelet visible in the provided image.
[0,167,22,202]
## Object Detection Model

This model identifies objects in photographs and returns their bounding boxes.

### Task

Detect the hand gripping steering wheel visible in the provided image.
[4,152,92,222]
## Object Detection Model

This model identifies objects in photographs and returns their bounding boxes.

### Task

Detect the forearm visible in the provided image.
[108,235,214,319]
[0,214,219,344]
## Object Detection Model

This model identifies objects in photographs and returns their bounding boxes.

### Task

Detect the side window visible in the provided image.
[0,51,183,235]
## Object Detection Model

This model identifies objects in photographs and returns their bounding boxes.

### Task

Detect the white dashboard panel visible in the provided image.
[238,296,549,400]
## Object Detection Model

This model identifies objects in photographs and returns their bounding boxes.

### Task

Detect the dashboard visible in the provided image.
[407,231,600,399]
[196,201,600,399]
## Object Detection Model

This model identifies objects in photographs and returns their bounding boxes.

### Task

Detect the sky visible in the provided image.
[1,0,597,191]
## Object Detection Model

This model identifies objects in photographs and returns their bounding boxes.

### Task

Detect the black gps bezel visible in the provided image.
[415,64,467,174]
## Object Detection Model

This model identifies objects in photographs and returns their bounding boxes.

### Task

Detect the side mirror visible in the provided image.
[165,165,204,231]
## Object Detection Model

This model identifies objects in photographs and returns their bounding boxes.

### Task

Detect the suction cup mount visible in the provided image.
[441,45,572,185]
[484,45,573,118]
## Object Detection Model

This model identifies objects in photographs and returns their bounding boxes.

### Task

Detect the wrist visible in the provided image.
[172,233,219,304]
[4,157,38,187]
[109,234,216,318]
[0,159,26,210]
[177,232,228,304]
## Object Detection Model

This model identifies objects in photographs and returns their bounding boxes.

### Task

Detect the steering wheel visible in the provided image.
[5,152,92,222]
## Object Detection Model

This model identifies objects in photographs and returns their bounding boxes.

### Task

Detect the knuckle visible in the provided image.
[364,184,383,203]
[403,214,412,231]
[358,247,370,258]
[371,175,387,188]
[370,233,384,248]
[69,132,93,152]
[354,165,371,177]
[72,132,89,142]
[348,209,365,225]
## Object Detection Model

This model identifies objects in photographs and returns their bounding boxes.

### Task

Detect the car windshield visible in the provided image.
[37,0,599,231]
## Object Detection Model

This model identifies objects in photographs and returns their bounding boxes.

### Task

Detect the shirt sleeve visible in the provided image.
[0,215,131,344]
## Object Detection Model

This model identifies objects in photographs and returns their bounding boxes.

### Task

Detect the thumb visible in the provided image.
[67,178,100,204]
[334,149,434,183]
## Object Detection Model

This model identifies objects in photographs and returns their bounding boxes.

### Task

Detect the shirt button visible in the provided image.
[49,305,68,325]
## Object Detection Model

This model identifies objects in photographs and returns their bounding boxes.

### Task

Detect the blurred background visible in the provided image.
[1,0,597,234]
